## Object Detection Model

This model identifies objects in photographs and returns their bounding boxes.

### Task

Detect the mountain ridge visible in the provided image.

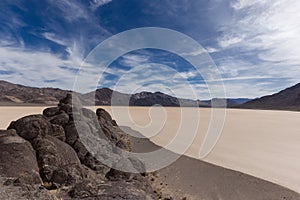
[0,80,250,107]
[237,83,300,111]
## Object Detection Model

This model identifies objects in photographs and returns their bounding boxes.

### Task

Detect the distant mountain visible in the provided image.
[82,89,205,107]
[0,80,70,105]
[129,91,205,107]
[83,88,130,106]
[238,83,300,111]
[0,80,205,106]
[4,80,283,108]
[203,98,252,107]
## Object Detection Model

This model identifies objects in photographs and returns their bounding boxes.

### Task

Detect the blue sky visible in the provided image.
[0,0,299,99]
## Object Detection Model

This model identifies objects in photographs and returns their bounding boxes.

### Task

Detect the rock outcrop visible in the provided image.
[1,93,157,199]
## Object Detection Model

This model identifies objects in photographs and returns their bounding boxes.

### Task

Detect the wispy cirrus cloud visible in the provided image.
[90,0,112,11]
[0,45,76,88]
[218,0,300,66]
[119,54,150,67]
[46,0,90,21]
[1,0,299,99]
[109,63,202,99]
[210,0,300,97]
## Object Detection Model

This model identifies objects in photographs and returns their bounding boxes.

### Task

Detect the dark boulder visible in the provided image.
[50,124,66,142]
[32,136,85,188]
[59,93,72,105]
[96,108,113,124]
[8,114,65,141]
[106,157,146,181]
[96,108,131,151]
[58,92,82,113]
[48,112,69,127]
[1,94,159,199]
[8,115,52,140]
[0,129,41,185]
[43,107,60,118]
[69,180,156,200]
[64,122,80,145]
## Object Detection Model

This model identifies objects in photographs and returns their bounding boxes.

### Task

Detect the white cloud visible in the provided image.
[223,0,300,66]
[119,54,150,67]
[218,35,245,48]
[46,0,89,21]
[230,0,268,10]
[43,32,67,46]
[180,48,205,56]
[108,63,202,99]
[90,0,112,11]
[205,47,220,53]
[212,0,300,97]
[207,76,274,83]
[0,37,98,91]
[173,70,198,79]
[0,46,73,88]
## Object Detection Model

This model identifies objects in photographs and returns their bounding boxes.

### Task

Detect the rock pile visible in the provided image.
[0,93,156,199]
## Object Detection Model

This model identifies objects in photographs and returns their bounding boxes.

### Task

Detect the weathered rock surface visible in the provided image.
[1,93,157,199]
[0,129,41,185]
[32,136,85,188]
[96,108,131,151]
[69,180,156,200]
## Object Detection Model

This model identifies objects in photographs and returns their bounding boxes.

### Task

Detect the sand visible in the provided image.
[127,127,299,199]
[1,106,300,196]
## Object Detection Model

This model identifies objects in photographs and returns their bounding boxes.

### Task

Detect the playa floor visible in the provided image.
[1,106,300,194]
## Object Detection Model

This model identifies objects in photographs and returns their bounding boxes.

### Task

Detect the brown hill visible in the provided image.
[238,83,300,111]
[0,80,207,107]
[0,80,70,105]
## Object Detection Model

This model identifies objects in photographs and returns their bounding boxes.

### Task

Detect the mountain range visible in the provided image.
[0,80,209,107]
[1,80,299,111]
[238,83,300,111]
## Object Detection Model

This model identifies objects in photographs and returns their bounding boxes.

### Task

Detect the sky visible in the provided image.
[0,0,300,99]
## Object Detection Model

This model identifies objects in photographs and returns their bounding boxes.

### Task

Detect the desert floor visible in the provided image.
[1,106,300,194]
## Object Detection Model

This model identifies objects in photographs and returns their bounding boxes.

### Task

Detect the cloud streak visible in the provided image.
[90,0,112,11]
[1,0,299,99]
[211,0,300,97]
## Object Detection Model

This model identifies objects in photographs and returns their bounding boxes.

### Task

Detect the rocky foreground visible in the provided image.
[0,94,160,200]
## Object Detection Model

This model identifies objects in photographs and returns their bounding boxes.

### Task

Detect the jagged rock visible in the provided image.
[96,108,113,123]
[0,129,41,185]
[63,110,113,175]
[102,123,120,144]
[96,108,131,151]
[64,120,111,174]
[112,120,118,126]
